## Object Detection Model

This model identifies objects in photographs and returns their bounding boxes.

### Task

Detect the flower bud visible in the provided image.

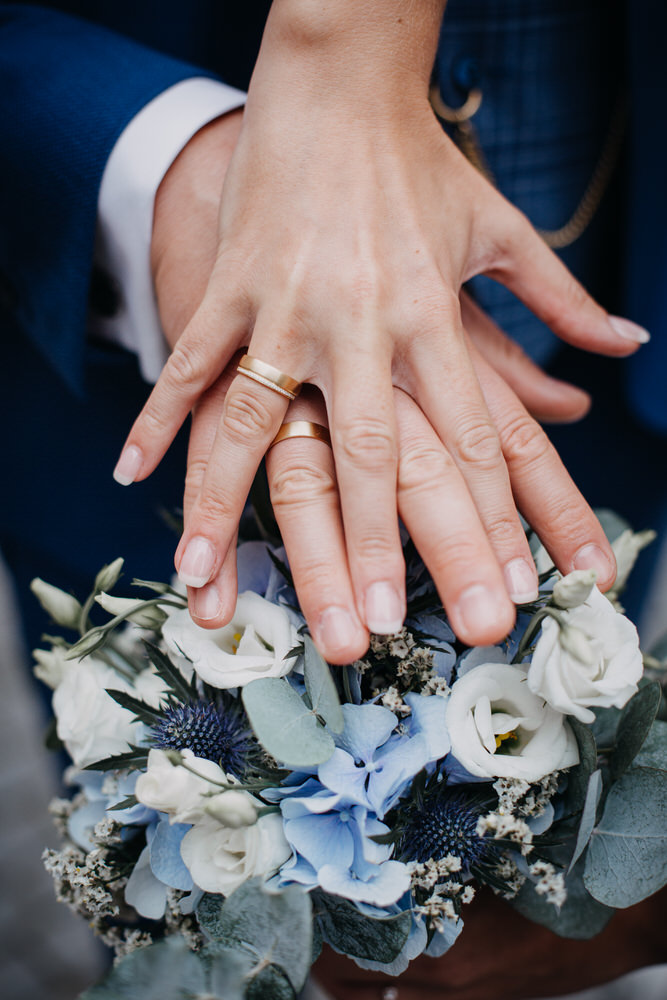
[94,558,124,594]
[552,570,597,610]
[33,647,69,689]
[558,624,596,665]
[612,529,656,592]
[95,593,166,629]
[204,790,258,828]
[65,629,104,660]
[30,578,82,629]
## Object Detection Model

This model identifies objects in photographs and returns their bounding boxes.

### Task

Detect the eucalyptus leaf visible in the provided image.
[202,944,254,1000]
[246,966,296,1000]
[591,704,622,752]
[511,857,613,939]
[313,891,411,962]
[197,880,312,992]
[80,937,208,999]
[634,719,667,770]
[565,718,597,814]
[568,769,602,873]
[303,635,344,734]
[242,678,334,767]
[584,765,667,907]
[608,682,661,781]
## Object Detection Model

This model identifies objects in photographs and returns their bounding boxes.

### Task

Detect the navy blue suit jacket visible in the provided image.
[1,1,665,649]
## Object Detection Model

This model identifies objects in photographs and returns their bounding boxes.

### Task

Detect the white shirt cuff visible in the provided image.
[93,77,245,383]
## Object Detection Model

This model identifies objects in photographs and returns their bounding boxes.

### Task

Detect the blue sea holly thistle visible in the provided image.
[151,698,257,779]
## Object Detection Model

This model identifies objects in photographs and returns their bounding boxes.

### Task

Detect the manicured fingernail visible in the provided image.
[365,582,404,635]
[456,584,510,637]
[192,582,221,621]
[503,558,539,604]
[178,536,216,588]
[573,543,615,582]
[113,444,143,486]
[609,316,650,345]
[317,606,358,656]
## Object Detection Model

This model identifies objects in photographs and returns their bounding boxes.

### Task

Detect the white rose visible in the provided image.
[180,812,290,895]
[162,592,298,689]
[446,663,578,781]
[52,660,139,768]
[528,586,643,724]
[135,748,226,824]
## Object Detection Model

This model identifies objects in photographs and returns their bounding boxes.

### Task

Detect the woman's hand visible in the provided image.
[138,21,639,654]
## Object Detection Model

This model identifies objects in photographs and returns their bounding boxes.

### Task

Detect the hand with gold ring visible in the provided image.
[114,21,638,655]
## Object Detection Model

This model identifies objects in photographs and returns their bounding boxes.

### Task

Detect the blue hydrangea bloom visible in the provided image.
[318,696,450,819]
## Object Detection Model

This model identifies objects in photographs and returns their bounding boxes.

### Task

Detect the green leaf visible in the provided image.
[44,716,63,752]
[568,769,602,873]
[107,794,139,812]
[591,704,622,751]
[313,891,411,963]
[246,966,296,1000]
[197,880,312,993]
[266,548,294,589]
[107,688,162,726]
[83,747,149,773]
[565,718,597,814]
[142,640,196,702]
[584,765,667,907]
[80,937,208,999]
[242,678,335,767]
[303,636,344,734]
[510,857,613,939]
[201,945,254,1000]
[608,682,661,780]
[634,719,667,770]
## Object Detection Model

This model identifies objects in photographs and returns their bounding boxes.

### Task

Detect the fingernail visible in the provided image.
[365,582,404,635]
[456,584,511,637]
[113,444,143,486]
[609,316,651,345]
[192,582,222,621]
[178,536,216,588]
[317,606,359,655]
[503,558,539,604]
[572,543,615,583]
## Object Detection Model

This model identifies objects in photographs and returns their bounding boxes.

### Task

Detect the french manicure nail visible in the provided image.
[113,444,143,486]
[178,536,216,588]
[609,316,651,345]
[503,557,539,604]
[192,582,221,621]
[572,543,615,583]
[456,584,510,638]
[365,582,404,635]
[317,606,359,655]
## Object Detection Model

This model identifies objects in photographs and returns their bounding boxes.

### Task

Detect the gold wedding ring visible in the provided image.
[269,421,332,450]
[237,354,302,401]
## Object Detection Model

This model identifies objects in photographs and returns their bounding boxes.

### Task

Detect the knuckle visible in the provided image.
[165,344,206,390]
[222,386,276,442]
[428,535,479,576]
[501,412,552,467]
[399,444,455,495]
[196,489,234,527]
[338,417,397,471]
[184,457,208,497]
[454,419,502,469]
[486,514,522,550]
[139,403,171,437]
[270,461,337,510]
[355,530,399,565]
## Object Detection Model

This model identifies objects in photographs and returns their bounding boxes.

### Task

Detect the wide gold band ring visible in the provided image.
[237,354,302,401]
[268,421,332,450]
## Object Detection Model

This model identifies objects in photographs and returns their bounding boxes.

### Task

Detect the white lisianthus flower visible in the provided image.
[204,790,258,828]
[30,578,82,629]
[552,569,597,610]
[95,593,166,629]
[52,660,140,768]
[611,529,656,592]
[133,667,170,709]
[528,586,643,724]
[135,748,226,825]
[162,592,298,689]
[180,811,290,895]
[446,663,578,781]
[33,645,71,689]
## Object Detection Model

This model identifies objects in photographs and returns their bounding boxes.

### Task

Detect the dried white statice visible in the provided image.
[476,810,534,852]
[530,859,567,908]
[43,845,118,919]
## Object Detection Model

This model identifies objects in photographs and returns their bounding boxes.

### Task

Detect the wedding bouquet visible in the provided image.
[33,511,667,999]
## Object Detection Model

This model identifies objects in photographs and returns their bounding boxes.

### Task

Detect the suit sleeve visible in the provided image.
[0,3,220,392]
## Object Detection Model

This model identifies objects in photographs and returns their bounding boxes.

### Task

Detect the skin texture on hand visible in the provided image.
[311,887,667,1000]
[145,99,635,663]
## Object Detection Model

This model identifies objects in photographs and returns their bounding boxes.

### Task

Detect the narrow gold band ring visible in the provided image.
[237,354,302,401]
[269,421,332,450]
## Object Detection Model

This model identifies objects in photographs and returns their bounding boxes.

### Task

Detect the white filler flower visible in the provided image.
[162,591,298,688]
[446,663,578,781]
[528,586,643,724]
